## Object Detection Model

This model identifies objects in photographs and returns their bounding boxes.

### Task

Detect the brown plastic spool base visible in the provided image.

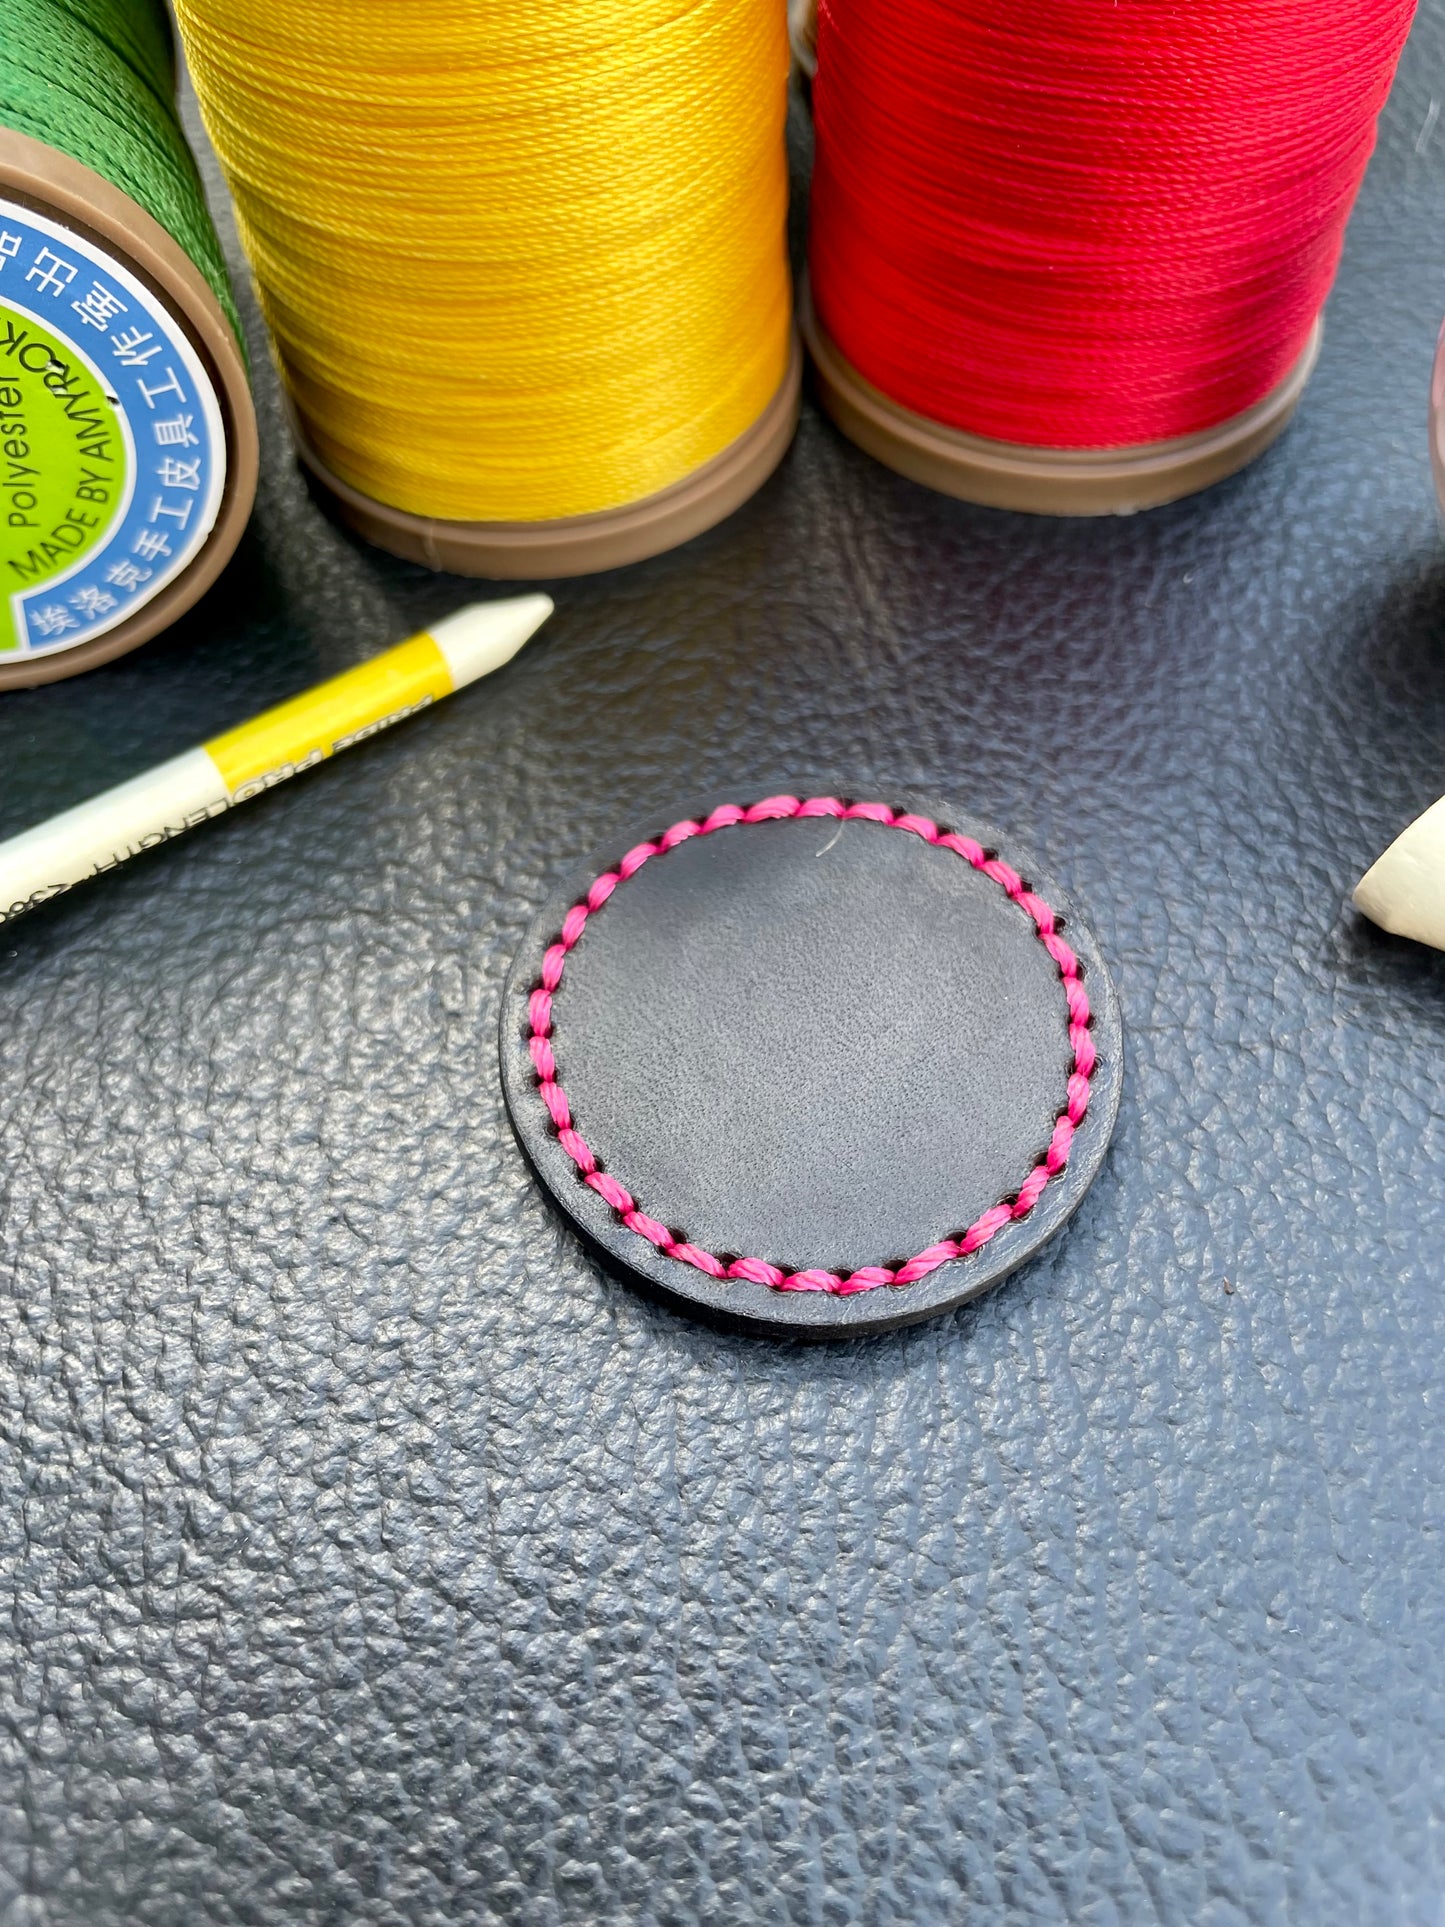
[0,129,257,690]
[292,340,802,580]
[800,281,1322,517]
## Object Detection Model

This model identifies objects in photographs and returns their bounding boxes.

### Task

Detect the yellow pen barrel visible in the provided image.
[205,634,453,799]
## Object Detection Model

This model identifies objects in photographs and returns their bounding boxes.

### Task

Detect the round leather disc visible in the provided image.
[501,793,1122,1335]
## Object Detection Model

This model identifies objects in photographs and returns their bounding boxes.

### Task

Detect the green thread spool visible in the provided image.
[0,0,256,689]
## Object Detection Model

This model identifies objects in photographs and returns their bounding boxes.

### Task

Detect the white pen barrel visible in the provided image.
[0,748,229,924]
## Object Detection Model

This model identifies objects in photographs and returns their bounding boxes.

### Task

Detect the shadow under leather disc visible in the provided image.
[501,793,1123,1336]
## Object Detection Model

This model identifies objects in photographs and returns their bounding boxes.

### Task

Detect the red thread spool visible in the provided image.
[804,0,1418,514]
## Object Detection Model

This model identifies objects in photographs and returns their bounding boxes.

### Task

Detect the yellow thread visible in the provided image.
[204,633,452,793]
[172,0,792,524]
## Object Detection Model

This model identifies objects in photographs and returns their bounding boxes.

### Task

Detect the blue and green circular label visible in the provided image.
[0,198,225,663]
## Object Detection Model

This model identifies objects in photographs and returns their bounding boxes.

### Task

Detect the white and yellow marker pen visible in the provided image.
[0,594,552,926]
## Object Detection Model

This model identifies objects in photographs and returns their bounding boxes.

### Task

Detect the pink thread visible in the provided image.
[528,798,1098,1296]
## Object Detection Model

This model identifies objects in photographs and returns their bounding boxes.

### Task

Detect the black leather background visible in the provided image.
[1,13,1444,1920]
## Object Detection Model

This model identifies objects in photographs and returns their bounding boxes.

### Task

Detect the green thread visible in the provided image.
[0,0,243,346]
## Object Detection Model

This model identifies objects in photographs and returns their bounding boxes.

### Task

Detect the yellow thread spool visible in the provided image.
[173,0,799,577]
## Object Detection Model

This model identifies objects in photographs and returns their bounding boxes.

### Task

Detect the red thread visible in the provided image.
[809,0,1417,449]
[528,798,1099,1297]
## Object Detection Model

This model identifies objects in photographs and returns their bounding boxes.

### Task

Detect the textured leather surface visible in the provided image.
[1,19,1445,1920]
[500,799,1122,1333]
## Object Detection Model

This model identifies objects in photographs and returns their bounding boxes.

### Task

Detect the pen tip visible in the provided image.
[429,595,554,687]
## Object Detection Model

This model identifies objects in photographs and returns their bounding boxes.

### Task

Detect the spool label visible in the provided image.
[0,198,225,664]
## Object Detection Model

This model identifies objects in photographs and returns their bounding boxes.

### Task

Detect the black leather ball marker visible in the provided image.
[501,793,1122,1335]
